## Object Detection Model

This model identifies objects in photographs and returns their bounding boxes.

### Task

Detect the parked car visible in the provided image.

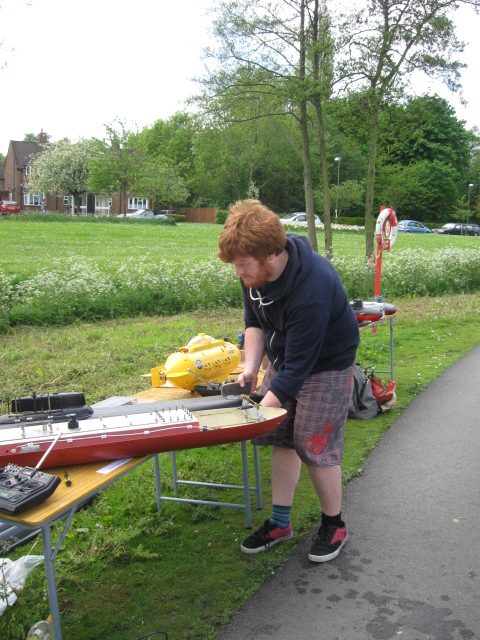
[397,220,431,234]
[159,210,177,217]
[0,200,20,215]
[433,222,479,236]
[116,209,166,220]
[465,224,480,236]
[280,212,321,224]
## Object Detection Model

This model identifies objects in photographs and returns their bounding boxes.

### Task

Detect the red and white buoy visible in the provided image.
[374,206,397,298]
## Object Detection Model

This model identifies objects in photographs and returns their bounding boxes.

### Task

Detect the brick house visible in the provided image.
[2,133,216,221]
[2,132,151,216]
[3,138,45,211]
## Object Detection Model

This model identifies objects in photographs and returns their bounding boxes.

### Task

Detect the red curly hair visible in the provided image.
[218,199,286,263]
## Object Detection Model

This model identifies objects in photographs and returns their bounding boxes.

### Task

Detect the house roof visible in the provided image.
[10,141,41,167]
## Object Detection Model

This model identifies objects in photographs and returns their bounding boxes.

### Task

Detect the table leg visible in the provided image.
[240,441,252,529]
[41,522,62,640]
[171,451,179,496]
[390,317,394,379]
[153,454,162,511]
[253,445,262,510]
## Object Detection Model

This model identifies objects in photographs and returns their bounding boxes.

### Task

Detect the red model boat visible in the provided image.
[350,298,397,323]
[0,400,286,469]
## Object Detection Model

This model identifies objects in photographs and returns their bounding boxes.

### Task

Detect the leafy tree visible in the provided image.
[25,138,96,214]
[132,156,189,211]
[452,196,471,231]
[377,95,471,170]
[321,114,369,185]
[374,160,460,222]
[190,111,305,211]
[198,0,337,255]
[315,179,366,218]
[23,132,52,144]
[138,112,195,173]
[337,0,477,258]
[88,120,141,216]
[466,128,479,216]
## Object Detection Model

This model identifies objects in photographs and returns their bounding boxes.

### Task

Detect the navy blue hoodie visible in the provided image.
[243,234,359,405]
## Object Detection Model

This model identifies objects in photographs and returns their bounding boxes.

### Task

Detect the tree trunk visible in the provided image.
[364,107,380,259]
[313,99,332,260]
[299,102,318,253]
[299,0,318,253]
[311,0,332,259]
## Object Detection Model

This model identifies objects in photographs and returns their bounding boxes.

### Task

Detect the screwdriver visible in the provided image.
[64,471,72,487]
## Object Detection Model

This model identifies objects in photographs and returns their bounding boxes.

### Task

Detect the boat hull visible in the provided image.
[0,405,286,469]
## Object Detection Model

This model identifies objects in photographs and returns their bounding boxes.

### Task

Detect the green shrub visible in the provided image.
[215,209,229,224]
[336,216,365,227]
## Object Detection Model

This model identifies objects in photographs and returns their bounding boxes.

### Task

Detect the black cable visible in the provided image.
[136,632,168,640]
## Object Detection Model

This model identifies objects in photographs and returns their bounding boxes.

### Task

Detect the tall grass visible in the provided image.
[1,216,480,331]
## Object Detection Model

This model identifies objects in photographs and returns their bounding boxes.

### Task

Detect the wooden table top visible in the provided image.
[0,456,150,527]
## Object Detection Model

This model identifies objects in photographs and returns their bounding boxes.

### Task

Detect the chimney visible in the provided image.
[38,129,47,145]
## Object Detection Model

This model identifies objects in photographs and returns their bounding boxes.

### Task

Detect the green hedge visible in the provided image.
[215,209,229,224]
[335,216,364,226]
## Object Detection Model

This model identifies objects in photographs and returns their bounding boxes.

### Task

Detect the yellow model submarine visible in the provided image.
[150,334,241,391]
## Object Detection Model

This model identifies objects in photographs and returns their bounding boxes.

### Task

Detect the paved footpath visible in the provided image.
[216,345,480,640]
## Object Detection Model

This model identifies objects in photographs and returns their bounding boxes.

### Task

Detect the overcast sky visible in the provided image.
[1,0,479,156]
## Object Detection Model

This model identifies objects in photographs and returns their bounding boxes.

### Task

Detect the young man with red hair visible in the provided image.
[218,200,359,562]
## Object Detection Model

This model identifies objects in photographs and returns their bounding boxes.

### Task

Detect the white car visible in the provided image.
[117,209,167,219]
[281,212,321,224]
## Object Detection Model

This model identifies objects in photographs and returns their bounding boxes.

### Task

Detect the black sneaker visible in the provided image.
[308,524,348,563]
[240,519,293,554]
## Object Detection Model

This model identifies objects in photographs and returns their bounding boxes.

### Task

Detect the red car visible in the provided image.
[0,200,20,215]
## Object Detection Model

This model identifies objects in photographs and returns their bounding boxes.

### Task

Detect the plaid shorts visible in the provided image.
[253,363,355,467]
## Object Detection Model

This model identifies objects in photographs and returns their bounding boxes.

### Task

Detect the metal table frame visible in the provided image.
[0,457,152,640]
[156,442,262,528]
[0,439,262,640]
[359,315,395,380]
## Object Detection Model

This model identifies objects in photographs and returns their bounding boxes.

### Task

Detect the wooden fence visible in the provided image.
[182,207,216,223]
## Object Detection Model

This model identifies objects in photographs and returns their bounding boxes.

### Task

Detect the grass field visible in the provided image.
[1,215,480,331]
[1,216,480,639]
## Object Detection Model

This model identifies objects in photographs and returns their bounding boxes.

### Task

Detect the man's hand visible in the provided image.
[237,370,258,393]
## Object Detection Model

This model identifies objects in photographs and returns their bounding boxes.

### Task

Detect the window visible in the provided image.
[23,192,42,206]
[95,195,111,217]
[79,194,87,215]
[25,165,31,176]
[63,196,70,206]
[128,197,148,210]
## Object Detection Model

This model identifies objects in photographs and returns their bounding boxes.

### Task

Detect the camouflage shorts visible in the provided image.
[253,363,355,467]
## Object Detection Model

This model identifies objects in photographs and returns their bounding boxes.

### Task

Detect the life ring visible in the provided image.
[375,207,398,251]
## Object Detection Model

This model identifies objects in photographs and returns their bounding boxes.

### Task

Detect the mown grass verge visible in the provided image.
[1,295,480,639]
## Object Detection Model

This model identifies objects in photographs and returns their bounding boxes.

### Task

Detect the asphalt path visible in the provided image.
[216,344,480,640]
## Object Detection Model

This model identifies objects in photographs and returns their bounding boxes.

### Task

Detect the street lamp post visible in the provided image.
[334,156,341,219]
[466,183,474,233]
[468,183,474,212]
